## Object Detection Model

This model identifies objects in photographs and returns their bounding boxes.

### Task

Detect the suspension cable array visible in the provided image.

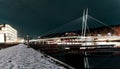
[40,9,112,38]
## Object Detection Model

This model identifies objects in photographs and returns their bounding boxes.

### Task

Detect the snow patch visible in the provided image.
[0,44,66,69]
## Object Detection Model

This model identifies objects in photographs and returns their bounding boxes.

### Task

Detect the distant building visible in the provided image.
[113,26,120,36]
[0,24,17,43]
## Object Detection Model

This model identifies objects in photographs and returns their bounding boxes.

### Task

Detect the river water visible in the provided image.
[30,44,120,69]
[50,52,120,69]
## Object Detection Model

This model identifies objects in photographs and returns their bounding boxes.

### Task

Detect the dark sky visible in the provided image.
[0,0,120,37]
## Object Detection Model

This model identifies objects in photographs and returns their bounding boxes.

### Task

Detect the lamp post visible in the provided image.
[26,35,30,47]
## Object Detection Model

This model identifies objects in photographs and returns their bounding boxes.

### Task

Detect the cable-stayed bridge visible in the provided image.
[29,9,120,69]
[40,15,113,38]
[29,9,120,52]
[29,9,120,48]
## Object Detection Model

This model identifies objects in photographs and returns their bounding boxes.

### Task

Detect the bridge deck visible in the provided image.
[29,43,120,55]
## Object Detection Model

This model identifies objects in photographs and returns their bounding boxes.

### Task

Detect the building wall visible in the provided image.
[0,24,17,43]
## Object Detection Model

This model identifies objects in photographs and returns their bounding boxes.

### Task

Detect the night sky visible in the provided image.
[0,0,120,37]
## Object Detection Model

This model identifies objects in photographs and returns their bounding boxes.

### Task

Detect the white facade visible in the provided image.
[0,24,17,43]
[0,33,5,43]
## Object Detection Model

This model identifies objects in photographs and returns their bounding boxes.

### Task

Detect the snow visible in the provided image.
[0,44,66,69]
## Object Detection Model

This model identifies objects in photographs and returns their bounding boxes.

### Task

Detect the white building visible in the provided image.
[0,24,17,43]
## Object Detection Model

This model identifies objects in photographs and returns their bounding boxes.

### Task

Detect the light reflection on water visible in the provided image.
[50,47,120,69]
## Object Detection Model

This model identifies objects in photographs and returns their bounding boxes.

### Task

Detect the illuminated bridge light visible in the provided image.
[80,47,86,49]
[65,47,70,50]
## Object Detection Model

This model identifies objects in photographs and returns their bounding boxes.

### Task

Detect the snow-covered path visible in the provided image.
[0,44,66,69]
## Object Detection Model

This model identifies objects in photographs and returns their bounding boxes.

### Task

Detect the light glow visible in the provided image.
[0,34,4,43]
